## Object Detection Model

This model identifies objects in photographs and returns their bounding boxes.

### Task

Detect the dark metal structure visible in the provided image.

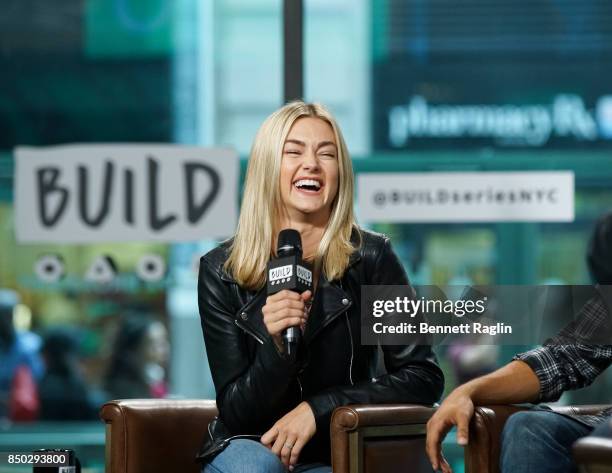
[283,0,303,102]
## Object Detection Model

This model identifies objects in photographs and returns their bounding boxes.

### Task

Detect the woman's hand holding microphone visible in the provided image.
[262,289,312,353]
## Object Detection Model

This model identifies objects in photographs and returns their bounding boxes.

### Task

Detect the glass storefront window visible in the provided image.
[1,1,612,470]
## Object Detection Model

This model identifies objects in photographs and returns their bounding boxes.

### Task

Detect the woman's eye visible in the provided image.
[320,152,336,159]
[285,150,301,155]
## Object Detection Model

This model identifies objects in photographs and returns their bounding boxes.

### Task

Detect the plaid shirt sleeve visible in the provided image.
[513,294,612,402]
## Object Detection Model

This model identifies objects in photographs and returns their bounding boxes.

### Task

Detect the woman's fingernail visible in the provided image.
[289,466,294,472]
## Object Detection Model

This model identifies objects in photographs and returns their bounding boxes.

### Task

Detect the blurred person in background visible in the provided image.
[446,337,499,386]
[104,314,169,400]
[588,212,612,290]
[444,267,500,386]
[38,327,101,420]
[426,212,612,473]
[197,101,443,473]
[0,289,43,422]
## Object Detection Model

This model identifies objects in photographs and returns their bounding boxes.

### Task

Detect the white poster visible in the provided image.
[358,171,574,223]
[15,144,238,243]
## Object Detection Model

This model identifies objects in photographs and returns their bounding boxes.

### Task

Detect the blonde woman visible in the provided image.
[197,101,443,473]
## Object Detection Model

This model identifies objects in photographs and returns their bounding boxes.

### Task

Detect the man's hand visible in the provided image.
[426,388,474,473]
[426,361,541,473]
[261,402,316,471]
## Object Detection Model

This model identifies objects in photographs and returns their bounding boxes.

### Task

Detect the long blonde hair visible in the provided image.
[224,101,358,290]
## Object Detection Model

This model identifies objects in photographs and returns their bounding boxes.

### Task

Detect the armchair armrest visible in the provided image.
[330,404,436,473]
[100,399,218,473]
[466,405,530,473]
[573,436,612,473]
[467,405,612,473]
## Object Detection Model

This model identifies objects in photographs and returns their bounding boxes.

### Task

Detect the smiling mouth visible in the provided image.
[294,178,323,193]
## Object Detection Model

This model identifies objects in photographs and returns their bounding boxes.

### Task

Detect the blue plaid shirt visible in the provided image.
[514,292,612,426]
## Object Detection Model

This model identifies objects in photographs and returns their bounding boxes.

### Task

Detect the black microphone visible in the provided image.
[267,229,313,356]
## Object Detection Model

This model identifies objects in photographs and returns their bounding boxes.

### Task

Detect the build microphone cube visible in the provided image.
[266,255,313,295]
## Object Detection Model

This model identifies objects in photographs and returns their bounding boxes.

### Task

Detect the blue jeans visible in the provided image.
[500,410,593,473]
[203,439,331,473]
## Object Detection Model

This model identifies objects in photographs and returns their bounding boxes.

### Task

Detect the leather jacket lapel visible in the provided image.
[234,288,268,344]
[303,275,352,346]
[215,257,269,345]
[304,238,360,344]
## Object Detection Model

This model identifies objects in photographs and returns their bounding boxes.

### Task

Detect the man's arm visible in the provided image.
[425,360,539,473]
[427,294,612,473]
[459,359,540,405]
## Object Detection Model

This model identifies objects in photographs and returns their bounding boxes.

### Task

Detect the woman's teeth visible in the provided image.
[295,179,321,190]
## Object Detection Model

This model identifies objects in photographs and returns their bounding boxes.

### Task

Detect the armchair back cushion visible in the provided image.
[100,399,217,473]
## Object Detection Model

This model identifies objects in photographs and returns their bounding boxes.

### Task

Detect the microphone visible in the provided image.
[267,229,313,356]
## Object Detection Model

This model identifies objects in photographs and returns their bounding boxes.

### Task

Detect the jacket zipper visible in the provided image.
[234,319,264,344]
[297,375,303,400]
[208,419,261,443]
[224,434,261,442]
[345,311,355,385]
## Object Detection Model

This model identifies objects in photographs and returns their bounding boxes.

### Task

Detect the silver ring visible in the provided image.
[284,442,294,449]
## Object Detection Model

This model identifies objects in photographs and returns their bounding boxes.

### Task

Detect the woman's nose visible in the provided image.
[301,149,320,171]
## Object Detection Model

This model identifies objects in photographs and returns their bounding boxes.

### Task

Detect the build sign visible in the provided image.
[15,144,238,243]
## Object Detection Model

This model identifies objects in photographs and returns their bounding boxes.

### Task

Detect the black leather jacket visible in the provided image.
[196,228,444,464]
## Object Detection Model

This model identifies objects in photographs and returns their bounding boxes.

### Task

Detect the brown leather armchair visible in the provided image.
[330,404,435,473]
[100,400,435,473]
[466,405,612,473]
[100,399,216,473]
[573,428,612,473]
